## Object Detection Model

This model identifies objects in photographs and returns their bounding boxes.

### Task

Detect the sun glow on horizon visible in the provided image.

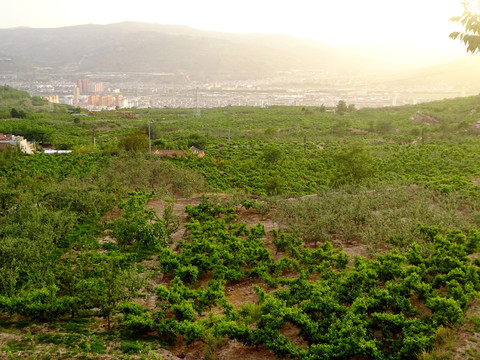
[0,0,469,64]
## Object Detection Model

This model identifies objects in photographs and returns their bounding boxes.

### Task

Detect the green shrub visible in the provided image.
[121,340,143,354]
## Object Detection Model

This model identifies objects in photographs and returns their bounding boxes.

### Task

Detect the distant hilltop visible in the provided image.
[0,22,377,81]
[2,22,480,95]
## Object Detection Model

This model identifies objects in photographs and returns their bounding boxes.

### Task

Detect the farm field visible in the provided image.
[1,86,480,359]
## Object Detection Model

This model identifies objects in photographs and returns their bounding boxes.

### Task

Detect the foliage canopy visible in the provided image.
[450,1,480,53]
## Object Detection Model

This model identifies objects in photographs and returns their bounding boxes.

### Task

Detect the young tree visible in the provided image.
[94,254,142,331]
[118,130,149,151]
[335,100,348,115]
[329,144,378,186]
[111,191,170,249]
[10,108,27,119]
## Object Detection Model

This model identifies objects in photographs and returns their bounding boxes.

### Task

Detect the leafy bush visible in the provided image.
[118,302,155,333]
[121,340,143,354]
[111,191,168,249]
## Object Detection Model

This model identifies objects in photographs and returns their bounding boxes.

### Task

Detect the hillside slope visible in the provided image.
[0,22,378,80]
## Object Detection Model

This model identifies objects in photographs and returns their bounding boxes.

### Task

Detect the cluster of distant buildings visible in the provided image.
[0,134,73,154]
[4,71,468,111]
[0,133,36,154]
[43,78,128,110]
[73,78,128,109]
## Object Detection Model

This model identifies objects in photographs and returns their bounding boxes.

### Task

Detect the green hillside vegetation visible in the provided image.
[1,91,480,359]
[0,85,66,119]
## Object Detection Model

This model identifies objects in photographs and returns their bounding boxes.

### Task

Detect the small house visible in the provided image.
[154,146,204,158]
[0,133,36,154]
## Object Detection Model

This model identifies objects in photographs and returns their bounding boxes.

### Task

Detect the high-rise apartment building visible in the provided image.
[115,94,123,107]
[88,94,100,105]
[76,79,90,94]
[44,95,59,103]
[94,83,104,93]
[73,87,80,101]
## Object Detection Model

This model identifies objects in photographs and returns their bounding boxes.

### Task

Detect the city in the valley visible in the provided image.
[1,70,472,111]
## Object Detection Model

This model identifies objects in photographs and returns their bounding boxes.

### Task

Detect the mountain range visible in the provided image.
[0,21,478,91]
[0,22,393,80]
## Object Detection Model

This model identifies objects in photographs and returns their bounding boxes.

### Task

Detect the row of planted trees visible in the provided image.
[1,187,480,358]
[0,191,173,329]
[2,194,473,359]
[1,146,480,358]
[134,198,480,359]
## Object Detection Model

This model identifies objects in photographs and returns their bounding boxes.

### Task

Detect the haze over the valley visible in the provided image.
[0,0,478,109]
[1,0,469,67]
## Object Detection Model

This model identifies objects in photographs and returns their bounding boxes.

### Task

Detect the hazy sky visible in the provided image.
[1,0,469,63]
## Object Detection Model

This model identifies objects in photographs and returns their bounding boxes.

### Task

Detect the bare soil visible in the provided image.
[0,195,373,360]
[145,196,372,360]
[422,300,480,360]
